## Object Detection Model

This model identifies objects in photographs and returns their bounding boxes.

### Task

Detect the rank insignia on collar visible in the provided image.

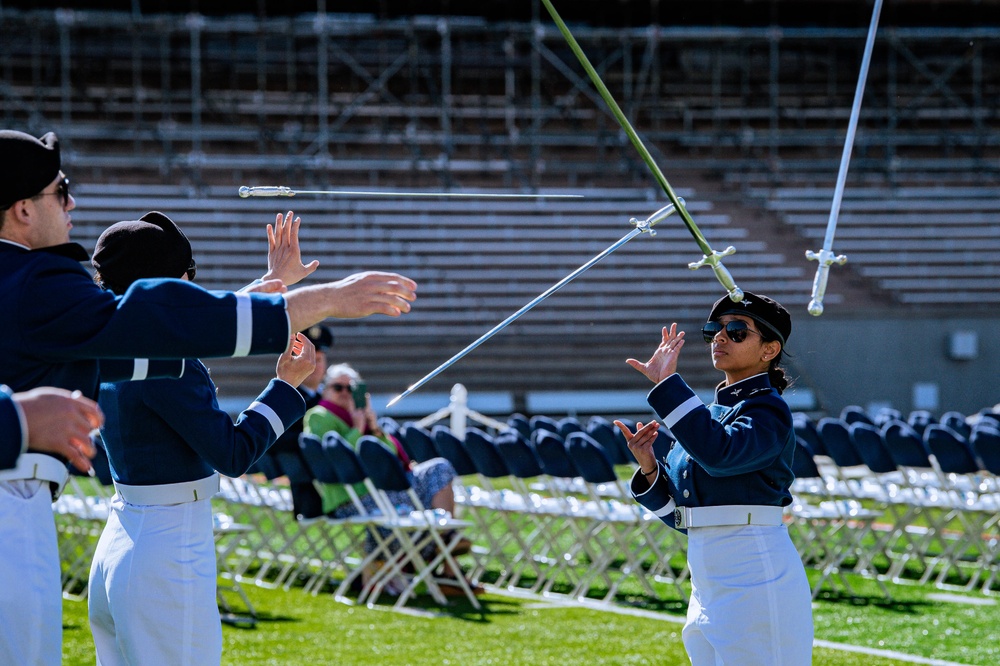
[730,388,742,396]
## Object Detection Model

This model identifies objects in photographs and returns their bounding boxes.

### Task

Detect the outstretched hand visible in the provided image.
[262,211,319,287]
[626,323,685,384]
[276,333,317,388]
[613,419,660,475]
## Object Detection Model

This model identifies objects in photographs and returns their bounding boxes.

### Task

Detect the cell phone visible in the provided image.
[351,382,368,409]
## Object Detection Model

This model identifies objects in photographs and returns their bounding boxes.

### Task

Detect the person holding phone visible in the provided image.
[303,363,476,594]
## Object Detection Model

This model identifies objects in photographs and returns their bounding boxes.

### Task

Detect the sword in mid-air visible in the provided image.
[805,0,883,316]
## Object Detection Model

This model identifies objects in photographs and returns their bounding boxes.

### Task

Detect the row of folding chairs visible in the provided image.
[790,410,1000,595]
[217,432,482,613]
[393,419,690,603]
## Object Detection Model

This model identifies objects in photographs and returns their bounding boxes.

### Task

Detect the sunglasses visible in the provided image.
[35,177,71,207]
[701,320,762,344]
[186,260,197,281]
[329,383,355,393]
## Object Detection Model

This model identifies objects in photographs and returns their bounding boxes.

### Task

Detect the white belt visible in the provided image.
[674,504,784,529]
[115,473,220,506]
[0,453,70,499]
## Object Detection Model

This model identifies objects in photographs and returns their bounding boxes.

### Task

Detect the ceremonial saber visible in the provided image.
[540,0,742,303]
[387,201,683,407]
[805,0,883,316]
[238,186,582,199]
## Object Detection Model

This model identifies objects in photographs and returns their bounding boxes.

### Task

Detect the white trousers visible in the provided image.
[89,494,221,666]
[684,524,814,666]
[0,479,61,666]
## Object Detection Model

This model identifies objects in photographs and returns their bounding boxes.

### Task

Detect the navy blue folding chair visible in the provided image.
[557,416,584,438]
[506,413,531,440]
[840,405,874,426]
[565,431,681,600]
[357,436,481,610]
[793,413,826,457]
[431,425,478,476]
[398,423,438,464]
[529,414,560,436]
[585,416,628,466]
[940,411,971,440]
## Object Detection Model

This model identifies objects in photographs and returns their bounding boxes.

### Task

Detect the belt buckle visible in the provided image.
[674,507,687,529]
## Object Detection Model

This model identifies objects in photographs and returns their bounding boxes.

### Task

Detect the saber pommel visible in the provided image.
[805,248,848,316]
[239,186,295,198]
[688,246,743,302]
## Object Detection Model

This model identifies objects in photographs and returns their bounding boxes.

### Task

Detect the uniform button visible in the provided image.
[682,490,690,498]
[682,470,688,479]
[686,455,692,463]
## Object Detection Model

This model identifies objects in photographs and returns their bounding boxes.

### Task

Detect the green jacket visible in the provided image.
[302,405,396,513]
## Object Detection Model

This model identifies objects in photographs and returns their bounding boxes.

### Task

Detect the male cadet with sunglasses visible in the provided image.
[0,129,418,665]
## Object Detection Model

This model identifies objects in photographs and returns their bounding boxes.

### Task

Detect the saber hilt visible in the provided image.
[805,248,848,316]
[239,186,294,198]
[688,247,743,303]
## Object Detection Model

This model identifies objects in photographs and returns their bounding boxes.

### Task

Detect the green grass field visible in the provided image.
[60,566,1000,665]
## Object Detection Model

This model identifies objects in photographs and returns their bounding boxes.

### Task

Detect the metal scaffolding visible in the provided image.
[1,6,997,188]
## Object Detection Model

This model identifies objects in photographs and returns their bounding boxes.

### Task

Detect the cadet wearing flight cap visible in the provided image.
[616,291,813,665]
[0,128,417,665]
[89,212,314,665]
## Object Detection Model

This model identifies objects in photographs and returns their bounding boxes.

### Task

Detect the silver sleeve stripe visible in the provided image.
[663,394,703,428]
[652,498,677,518]
[178,359,186,379]
[233,293,253,357]
[131,359,149,381]
[248,401,285,438]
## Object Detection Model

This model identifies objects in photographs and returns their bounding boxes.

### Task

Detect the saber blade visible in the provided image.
[387,201,681,407]
[238,185,582,199]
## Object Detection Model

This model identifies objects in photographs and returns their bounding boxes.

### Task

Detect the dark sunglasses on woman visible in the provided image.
[702,320,762,344]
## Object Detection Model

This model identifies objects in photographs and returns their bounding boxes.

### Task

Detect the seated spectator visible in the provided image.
[304,363,476,593]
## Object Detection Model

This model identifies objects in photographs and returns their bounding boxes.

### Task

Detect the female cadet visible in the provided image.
[87,211,317,666]
[615,291,813,666]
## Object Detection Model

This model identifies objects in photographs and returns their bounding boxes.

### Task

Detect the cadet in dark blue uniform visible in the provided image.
[0,128,417,665]
[616,292,813,666]
[87,211,316,665]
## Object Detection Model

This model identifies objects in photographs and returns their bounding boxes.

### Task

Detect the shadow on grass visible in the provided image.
[814,589,932,614]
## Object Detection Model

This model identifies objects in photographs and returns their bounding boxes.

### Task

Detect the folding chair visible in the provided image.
[793,412,826,457]
[296,433,371,595]
[462,428,545,585]
[565,431,686,601]
[585,416,629,466]
[786,438,890,600]
[506,413,531,441]
[907,410,937,437]
[923,424,995,590]
[970,426,1000,594]
[398,422,439,464]
[322,434,408,608]
[357,436,482,610]
[557,416,584,438]
[492,430,568,591]
[881,419,954,584]
[840,405,874,426]
[529,414,560,436]
[940,411,972,440]
[529,431,612,596]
